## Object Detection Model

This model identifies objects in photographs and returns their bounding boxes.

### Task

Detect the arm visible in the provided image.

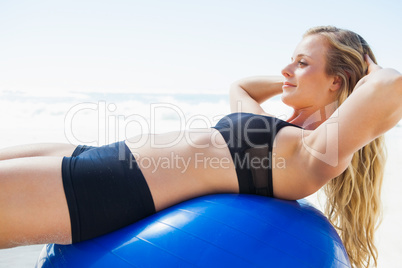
[303,56,402,186]
[229,76,283,115]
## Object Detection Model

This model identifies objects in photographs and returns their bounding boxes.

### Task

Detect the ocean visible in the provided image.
[0,91,401,267]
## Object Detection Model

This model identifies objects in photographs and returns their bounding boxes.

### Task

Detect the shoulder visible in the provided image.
[271,126,310,199]
[260,111,277,117]
[272,126,350,200]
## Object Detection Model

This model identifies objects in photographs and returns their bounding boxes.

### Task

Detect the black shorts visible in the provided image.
[62,141,156,243]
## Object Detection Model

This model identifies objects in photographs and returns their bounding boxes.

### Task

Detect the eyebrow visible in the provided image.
[291,54,312,60]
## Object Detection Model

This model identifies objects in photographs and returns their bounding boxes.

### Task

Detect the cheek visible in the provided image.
[281,68,329,107]
[302,68,330,88]
[296,71,330,99]
[281,87,307,108]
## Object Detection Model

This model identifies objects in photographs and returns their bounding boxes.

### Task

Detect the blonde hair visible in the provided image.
[304,26,387,268]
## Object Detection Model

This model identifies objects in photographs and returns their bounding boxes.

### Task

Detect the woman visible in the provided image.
[0,26,401,267]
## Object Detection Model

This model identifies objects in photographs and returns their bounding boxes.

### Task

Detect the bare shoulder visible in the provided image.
[271,126,343,200]
[260,111,277,117]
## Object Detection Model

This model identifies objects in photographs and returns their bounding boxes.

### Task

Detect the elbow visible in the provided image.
[367,71,402,133]
[379,69,402,95]
[229,82,239,94]
[229,78,242,94]
[385,73,402,122]
[230,78,247,92]
[229,82,244,102]
[395,74,402,95]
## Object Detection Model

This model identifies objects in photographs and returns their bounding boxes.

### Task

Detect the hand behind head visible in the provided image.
[365,54,382,75]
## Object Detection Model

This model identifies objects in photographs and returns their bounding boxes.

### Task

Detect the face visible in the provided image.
[281,34,338,110]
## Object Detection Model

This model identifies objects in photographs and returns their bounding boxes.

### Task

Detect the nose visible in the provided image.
[281,63,293,78]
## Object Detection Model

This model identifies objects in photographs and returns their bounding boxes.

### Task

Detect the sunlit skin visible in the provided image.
[281,35,342,129]
[0,31,401,249]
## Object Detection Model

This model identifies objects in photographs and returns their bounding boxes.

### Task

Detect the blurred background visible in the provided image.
[0,0,401,267]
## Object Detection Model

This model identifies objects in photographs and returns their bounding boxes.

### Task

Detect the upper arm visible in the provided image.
[229,76,283,115]
[302,69,402,186]
[229,85,266,115]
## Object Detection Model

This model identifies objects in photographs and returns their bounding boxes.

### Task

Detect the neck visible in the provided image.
[288,104,337,130]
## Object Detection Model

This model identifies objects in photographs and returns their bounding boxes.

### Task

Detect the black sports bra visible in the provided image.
[212,112,302,197]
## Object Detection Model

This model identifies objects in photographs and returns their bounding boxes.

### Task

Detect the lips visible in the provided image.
[282,82,297,89]
[283,82,297,87]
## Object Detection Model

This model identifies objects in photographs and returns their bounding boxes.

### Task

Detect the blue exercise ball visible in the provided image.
[35,194,351,268]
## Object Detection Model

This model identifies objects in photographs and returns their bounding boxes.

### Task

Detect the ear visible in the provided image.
[329,75,342,92]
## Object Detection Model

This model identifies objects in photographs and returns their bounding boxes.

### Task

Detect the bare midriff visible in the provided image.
[125,128,239,212]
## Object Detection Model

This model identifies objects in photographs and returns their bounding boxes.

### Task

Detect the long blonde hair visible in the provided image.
[304,26,387,268]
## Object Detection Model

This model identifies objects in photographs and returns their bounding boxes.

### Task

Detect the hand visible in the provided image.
[365,54,382,75]
[354,54,382,89]
[355,54,401,91]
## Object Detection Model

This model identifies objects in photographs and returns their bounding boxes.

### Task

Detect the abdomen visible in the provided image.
[126,129,239,211]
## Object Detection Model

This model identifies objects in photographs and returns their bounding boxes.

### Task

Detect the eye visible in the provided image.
[297,60,308,67]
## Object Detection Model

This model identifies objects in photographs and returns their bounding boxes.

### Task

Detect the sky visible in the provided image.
[0,0,401,94]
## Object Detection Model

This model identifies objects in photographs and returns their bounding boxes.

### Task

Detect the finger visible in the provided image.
[364,54,381,74]
[365,54,377,67]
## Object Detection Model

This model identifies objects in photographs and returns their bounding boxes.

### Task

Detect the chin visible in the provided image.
[281,92,312,110]
[281,94,298,109]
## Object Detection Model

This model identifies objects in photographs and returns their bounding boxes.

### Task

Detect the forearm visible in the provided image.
[229,76,284,114]
[307,68,402,170]
[339,69,402,153]
[231,75,283,103]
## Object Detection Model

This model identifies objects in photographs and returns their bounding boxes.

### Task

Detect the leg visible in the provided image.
[0,157,71,248]
[0,143,77,161]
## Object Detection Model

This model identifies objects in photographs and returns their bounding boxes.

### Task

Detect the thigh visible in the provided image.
[0,157,71,248]
[0,143,77,161]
